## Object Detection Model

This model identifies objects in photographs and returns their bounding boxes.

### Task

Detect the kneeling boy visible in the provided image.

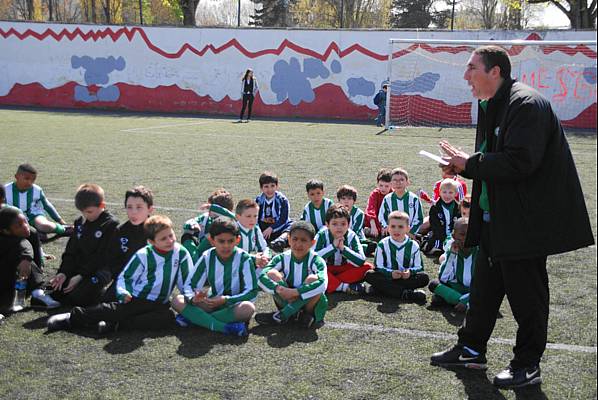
[365,211,429,303]
[428,218,477,312]
[256,221,328,328]
[314,204,373,294]
[172,217,257,337]
[47,215,193,333]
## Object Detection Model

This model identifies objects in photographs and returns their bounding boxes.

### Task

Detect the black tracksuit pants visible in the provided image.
[240,94,254,120]
[458,222,549,369]
[365,271,430,298]
[50,277,106,307]
[70,298,175,331]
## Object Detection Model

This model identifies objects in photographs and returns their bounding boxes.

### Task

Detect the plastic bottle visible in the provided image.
[13,278,27,311]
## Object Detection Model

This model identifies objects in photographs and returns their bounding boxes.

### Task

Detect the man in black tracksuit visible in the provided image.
[430,46,594,389]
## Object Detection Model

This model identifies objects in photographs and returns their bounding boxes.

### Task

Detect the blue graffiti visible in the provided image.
[346,77,376,97]
[71,55,126,103]
[271,57,315,105]
[330,60,342,74]
[392,72,440,96]
[583,67,597,85]
[303,58,330,79]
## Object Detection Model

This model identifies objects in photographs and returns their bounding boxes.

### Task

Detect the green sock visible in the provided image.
[280,298,309,320]
[181,305,226,333]
[54,224,66,234]
[313,295,328,322]
[434,284,462,305]
[210,305,238,323]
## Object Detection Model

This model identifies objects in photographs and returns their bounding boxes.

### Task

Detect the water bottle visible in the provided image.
[13,278,27,311]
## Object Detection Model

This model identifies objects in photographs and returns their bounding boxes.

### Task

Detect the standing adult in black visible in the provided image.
[239,69,258,122]
[430,46,594,389]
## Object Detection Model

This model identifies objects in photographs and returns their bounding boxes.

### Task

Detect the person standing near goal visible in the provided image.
[238,69,258,123]
[430,45,594,389]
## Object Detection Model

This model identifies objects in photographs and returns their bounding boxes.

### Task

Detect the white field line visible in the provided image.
[121,121,209,132]
[326,322,597,354]
[50,198,197,213]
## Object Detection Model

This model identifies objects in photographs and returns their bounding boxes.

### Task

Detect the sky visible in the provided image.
[529,3,572,28]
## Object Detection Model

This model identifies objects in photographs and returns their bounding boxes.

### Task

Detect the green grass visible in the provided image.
[0,108,596,400]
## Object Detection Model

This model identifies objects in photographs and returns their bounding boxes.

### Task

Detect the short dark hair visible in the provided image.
[377,168,392,183]
[391,167,409,181]
[336,185,357,201]
[235,199,259,215]
[16,163,37,175]
[209,217,239,238]
[125,186,154,207]
[144,215,172,240]
[0,207,22,231]
[259,171,279,187]
[74,184,104,210]
[0,185,5,203]
[208,189,234,211]
[325,203,350,224]
[306,179,324,193]
[289,220,316,240]
[474,46,511,80]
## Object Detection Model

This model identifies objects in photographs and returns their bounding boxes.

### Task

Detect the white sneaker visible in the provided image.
[31,290,61,309]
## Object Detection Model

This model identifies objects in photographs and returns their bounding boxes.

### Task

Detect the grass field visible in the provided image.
[0,107,596,400]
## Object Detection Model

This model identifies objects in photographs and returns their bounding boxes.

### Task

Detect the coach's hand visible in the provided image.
[439,140,469,173]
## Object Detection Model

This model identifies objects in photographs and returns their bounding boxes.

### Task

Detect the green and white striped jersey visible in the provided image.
[185,247,258,306]
[116,243,193,304]
[349,205,365,240]
[3,182,62,221]
[374,236,423,277]
[259,250,327,300]
[301,198,333,231]
[438,246,478,288]
[237,222,271,257]
[313,227,366,267]
[182,204,235,240]
[378,191,424,233]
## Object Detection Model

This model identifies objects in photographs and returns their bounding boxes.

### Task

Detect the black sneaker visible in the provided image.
[47,312,71,332]
[297,312,315,328]
[493,365,542,389]
[430,345,488,370]
[401,289,427,304]
[97,321,119,334]
[255,311,285,326]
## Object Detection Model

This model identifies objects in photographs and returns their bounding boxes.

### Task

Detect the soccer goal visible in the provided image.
[385,39,597,131]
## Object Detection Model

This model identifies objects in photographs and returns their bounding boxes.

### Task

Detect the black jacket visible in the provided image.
[96,221,147,285]
[58,211,119,278]
[462,79,594,260]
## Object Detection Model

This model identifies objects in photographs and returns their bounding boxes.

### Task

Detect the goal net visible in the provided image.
[385,39,597,130]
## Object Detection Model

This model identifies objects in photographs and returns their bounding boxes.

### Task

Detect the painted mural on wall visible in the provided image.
[0,22,596,129]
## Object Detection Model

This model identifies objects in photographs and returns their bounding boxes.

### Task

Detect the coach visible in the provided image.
[430,45,594,389]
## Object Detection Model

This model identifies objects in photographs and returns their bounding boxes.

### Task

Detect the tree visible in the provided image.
[527,0,596,28]
[250,0,293,26]
[179,0,199,25]
[390,0,444,27]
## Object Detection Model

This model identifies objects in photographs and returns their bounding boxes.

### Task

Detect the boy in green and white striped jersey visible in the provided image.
[4,164,72,237]
[301,179,333,232]
[171,217,257,337]
[314,204,373,294]
[336,185,377,257]
[365,211,429,303]
[429,218,477,312]
[47,215,192,334]
[378,168,424,238]
[181,189,235,262]
[256,221,328,328]
[235,199,271,275]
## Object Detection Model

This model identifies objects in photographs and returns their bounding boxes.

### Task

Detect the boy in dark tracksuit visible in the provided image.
[99,186,154,302]
[49,184,118,307]
[423,179,461,257]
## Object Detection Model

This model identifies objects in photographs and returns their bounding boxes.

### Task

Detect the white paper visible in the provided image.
[419,150,449,166]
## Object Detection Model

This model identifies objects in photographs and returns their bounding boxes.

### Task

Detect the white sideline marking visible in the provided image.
[121,121,208,132]
[326,322,597,354]
[50,198,197,213]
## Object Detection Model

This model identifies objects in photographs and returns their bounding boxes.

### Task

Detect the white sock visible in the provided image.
[32,289,44,299]
[336,283,348,292]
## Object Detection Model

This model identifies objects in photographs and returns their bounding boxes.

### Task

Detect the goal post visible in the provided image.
[385,39,598,131]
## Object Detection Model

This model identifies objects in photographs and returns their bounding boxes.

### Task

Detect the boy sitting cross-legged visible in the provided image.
[256,221,328,328]
[428,218,477,313]
[365,211,429,303]
[255,171,292,252]
[422,179,461,258]
[47,215,193,334]
[49,184,119,307]
[236,199,272,275]
[337,184,377,257]
[4,163,73,240]
[301,179,333,233]
[314,204,373,295]
[171,217,257,337]
[99,186,154,302]
[378,168,424,238]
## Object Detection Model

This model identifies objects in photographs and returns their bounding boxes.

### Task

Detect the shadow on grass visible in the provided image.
[447,366,507,400]
[327,292,385,311]
[427,304,466,327]
[250,323,318,348]
[174,328,249,358]
[102,329,175,354]
[360,294,405,314]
